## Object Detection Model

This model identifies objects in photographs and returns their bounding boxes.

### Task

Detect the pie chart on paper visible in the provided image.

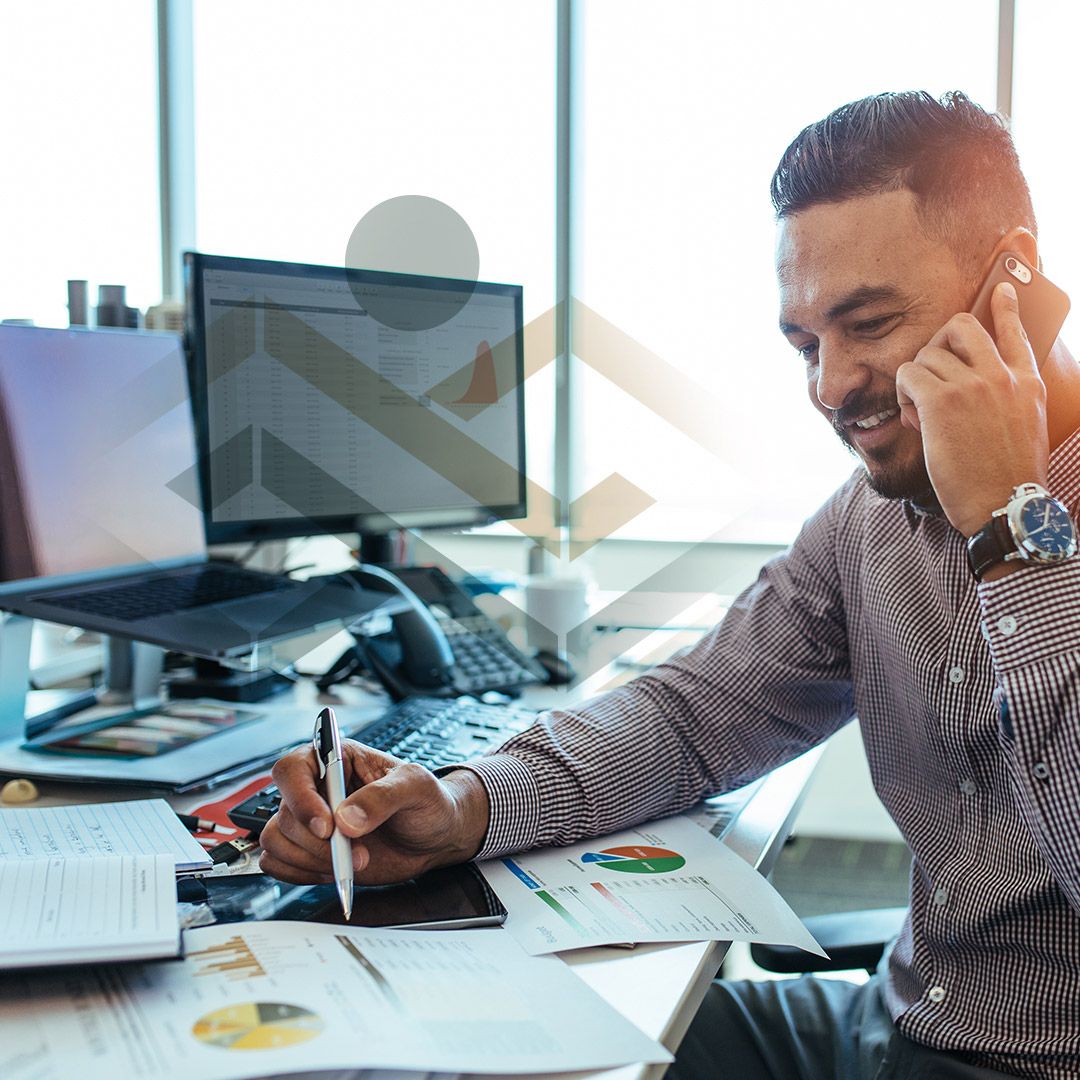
[191,1002,325,1051]
[581,845,686,874]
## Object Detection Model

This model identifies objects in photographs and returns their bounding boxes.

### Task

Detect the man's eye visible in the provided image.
[853,314,900,335]
[796,341,819,361]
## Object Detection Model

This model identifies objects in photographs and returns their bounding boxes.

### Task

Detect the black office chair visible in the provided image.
[750,906,907,975]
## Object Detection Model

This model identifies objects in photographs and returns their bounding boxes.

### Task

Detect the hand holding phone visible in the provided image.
[968,251,1069,365]
[896,254,1059,537]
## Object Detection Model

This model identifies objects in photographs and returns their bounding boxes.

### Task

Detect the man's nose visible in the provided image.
[813,342,871,412]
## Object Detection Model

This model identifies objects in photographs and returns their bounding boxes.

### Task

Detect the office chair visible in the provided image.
[750,906,907,975]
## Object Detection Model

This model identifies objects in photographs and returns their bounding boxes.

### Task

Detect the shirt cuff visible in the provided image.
[977,558,1080,671]
[446,753,542,860]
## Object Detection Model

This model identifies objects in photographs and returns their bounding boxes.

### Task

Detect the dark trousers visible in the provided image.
[666,974,1019,1079]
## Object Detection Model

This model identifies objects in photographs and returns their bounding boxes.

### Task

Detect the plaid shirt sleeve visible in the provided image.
[460,479,861,860]
[979,557,1080,912]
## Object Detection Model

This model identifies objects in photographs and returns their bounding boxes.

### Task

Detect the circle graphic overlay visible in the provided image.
[192,1002,325,1051]
[344,195,479,331]
[581,845,686,874]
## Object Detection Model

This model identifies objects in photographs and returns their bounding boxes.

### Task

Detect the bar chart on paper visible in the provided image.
[188,935,267,981]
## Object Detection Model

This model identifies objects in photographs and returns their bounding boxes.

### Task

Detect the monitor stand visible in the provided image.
[0,615,165,742]
[358,530,395,566]
[167,657,293,704]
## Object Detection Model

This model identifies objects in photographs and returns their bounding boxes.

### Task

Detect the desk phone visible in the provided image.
[322,565,548,699]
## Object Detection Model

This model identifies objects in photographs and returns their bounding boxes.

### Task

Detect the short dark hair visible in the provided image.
[770,91,1036,281]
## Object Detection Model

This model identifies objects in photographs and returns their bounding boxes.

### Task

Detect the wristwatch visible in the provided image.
[966,483,1078,581]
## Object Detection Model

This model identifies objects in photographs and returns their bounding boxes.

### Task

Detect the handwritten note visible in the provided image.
[0,799,210,871]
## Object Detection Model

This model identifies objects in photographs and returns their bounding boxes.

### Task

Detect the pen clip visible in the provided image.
[312,715,328,780]
[312,706,340,780]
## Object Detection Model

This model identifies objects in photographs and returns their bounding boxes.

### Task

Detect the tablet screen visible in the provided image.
[180,864,505,931]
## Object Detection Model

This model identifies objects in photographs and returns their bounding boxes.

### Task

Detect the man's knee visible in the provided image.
[667,976,877,1080]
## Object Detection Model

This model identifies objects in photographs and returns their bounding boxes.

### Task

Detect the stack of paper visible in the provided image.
[0,922,673,1078]
[0,853,178,969]
[0,798,210,970]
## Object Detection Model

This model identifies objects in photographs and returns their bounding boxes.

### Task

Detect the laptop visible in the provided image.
[0,325,383,658]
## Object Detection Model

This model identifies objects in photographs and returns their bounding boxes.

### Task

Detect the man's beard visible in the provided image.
[831,397,936,505]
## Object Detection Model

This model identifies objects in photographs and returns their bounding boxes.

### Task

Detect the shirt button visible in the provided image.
[933,887,948,906]
[1033,762,1051,780]
[948,666,965,684]
[959,779,977,795]
[997,615,1018,636]
[928,986,947,1004]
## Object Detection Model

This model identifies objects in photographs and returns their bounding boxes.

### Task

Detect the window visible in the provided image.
[573,1,998,547]
[192,1,557,505]
[1010,0,1080,338]
[0,2,161,328]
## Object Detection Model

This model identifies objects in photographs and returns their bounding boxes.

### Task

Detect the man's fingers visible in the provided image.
[271,749,333,839]
[895,359,944,432]
[258,849,334,886]
[274,803,333,858]
[259,810,332,874]
[921,311,992,365]
[342,741,399,786]
[270,742,402,849]
[335,762,437,838]
[911,344,974,383]
[990,281,1038,370]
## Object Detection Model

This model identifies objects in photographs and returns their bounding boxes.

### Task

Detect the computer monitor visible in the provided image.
[184,253,527,553]
[0,325,205,592]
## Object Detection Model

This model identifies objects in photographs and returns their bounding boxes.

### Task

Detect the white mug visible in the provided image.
[524,575,589,650]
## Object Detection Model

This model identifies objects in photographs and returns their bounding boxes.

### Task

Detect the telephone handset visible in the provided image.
[341,564,456,700]
[325,564,547,701]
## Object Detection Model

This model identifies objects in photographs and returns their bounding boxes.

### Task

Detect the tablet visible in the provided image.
[178,863,506,931]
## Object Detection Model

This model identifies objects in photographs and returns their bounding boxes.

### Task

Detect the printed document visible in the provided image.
[0,921,671,1078]
[0,798,211,871]
[0,853,178,969]
[480,813,825,956]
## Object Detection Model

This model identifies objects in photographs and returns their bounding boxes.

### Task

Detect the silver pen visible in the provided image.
[312,706,354,919]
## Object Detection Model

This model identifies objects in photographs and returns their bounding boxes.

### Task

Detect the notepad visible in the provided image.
[0,852,179,969]
[0,798,212,872]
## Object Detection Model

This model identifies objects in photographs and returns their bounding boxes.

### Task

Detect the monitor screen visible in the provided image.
[0,326,205,592]
[184,253,527,545]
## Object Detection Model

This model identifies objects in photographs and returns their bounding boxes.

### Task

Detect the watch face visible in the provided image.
[1017,495,1078,560]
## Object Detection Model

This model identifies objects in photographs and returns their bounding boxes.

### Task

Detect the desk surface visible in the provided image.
[8,592,822,1080]
[526,746,821,1080]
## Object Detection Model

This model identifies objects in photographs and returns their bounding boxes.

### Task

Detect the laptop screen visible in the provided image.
[0,326,205,591]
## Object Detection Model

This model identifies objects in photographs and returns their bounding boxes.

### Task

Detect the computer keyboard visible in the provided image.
[41,565,292,622]
[228,695,538,835]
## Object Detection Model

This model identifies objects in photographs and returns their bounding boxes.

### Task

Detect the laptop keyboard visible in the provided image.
[40,565,292,622]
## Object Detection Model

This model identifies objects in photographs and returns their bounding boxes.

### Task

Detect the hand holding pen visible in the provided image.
[260,724,491,889]
[313,706,354,919]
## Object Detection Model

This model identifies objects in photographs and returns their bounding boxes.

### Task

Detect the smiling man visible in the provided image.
[261,92,1080,1079]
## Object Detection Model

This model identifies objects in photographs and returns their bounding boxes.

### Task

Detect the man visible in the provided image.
[261,92,1080,1078]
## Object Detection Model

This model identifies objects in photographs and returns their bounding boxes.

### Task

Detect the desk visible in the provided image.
[8,593,823,1080]
[527,747,822,1080]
